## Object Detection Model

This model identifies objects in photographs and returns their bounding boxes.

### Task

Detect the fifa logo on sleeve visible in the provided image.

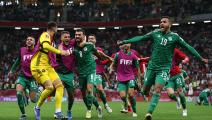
[120,59,132,65]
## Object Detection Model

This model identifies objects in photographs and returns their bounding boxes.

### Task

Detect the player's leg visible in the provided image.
[28,78,39,103]
[118,82,128,113]
[145,70,168,120]
[96,74,112,113]
[202,94,209,105]
[166,76,178,101]
[59,72,75,120]
[16,76,27,120]
[49,68,65,118]
[31,68,54,120]
[127,80,137,117]
[176,75,187,116]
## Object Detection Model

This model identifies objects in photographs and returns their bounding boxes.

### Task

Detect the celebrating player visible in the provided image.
[87,34,113,113]
[166,48,189,116]
[118,16,208,120]
[55,31,76,120]
[72,29,112,119]
[110,43,141,117]
[30,22,70,120]
[9,36,39,120]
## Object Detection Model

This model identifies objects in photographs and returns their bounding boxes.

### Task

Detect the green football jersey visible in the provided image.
[181,69,188,78]
[200,88,211,97]
[74,42,97,75]
[123,29,202,70]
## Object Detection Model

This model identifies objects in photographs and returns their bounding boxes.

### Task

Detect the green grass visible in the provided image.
[0,101,211,120]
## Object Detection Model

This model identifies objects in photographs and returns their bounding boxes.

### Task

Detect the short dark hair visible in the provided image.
[61,31,70,36]
[47,21,57,30]
[88,34,96,38]
[161,16,172,23]
[75,29,85,35]
[161,16,170,19]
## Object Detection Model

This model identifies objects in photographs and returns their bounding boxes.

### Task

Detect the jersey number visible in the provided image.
[160,38,167,46]
[79,51,83,57]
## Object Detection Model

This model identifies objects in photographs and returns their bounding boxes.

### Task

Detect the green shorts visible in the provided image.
[94,74,103,86]
[58,72,74,92]
[117,80,135,92]
[166,74,185,90]
[78,73,95,90]
[16,76,38,92]
[144,69,169,87]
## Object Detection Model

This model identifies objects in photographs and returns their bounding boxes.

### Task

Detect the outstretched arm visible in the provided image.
[178,36,208,63]
[118,32,152,45]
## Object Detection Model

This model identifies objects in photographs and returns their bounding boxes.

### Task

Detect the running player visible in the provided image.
[30,22,70,120]
[9,36,38,120]
[166,48,189,116]
[118,16,208,120]
[72,29,112,119]
[110,43,141,117]
[87,34,113,113]
[55,31,76,120]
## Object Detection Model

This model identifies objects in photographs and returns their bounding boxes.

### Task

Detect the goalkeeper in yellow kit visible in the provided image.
[30,22,70,120]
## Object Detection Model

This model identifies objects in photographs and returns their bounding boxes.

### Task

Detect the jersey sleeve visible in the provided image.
[132,54,140,68]
[113,53,119,65]
[177,35,202,60]
[122,29,156,44]
[175,49,187,60]
[40,33,61,54]
[11,56,21,73]
[182,70,188,78]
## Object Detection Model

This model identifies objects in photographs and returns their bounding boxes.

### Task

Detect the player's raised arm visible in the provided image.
[177,36,208,63]
[118,31,152,45]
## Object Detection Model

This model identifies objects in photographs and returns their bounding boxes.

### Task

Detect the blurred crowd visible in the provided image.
[0,22,211,92]
[0,0,212,22]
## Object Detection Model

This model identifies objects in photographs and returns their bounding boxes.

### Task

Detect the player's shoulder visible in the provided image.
[85,42,94,46]
[169,31,179,36]
[40,32,50,39]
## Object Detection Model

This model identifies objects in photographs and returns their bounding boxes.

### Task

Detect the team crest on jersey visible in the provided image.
[83,47,87,51]
[157,35,161,38]
[168,37,172,41]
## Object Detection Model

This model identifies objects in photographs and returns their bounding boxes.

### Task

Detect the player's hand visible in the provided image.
[137,81,142,88]
[201,58,208,64]
[8,71,13,78]
[117,40,123,46]
[108,57,114,62]
[61,50,70,56]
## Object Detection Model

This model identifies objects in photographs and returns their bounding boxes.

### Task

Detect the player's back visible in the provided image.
[31,32,52,68]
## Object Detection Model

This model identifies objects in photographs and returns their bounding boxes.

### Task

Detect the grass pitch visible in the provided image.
[0,101,211,120]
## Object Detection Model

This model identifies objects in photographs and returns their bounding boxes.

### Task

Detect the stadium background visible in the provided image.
[0,0,211,119]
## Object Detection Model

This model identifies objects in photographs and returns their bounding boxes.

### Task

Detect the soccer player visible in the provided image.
[55,31,76,120]
[118,16,208,120]
[30,22,70,120]
[72,29,112,119]
[197,85,211,106]
[87,34,113,113]
[110,43,141,117]
[8,36,38,120]
[166,48,189,116]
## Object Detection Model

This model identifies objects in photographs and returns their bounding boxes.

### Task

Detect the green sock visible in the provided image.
[169,93,177,101]
[83,97,89,109]
[86,92,93,110]
[99,91,107,105]
[93,97,100,108]
[121,96,127,109]
[17,91,25,114]
[148,93,160,114]
[179,92,186,109]
[68,95,74,111]
[129,96,136,113]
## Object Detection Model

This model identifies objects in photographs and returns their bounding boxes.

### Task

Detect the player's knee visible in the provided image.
[53,79,64,89]
[16,91,23,96]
